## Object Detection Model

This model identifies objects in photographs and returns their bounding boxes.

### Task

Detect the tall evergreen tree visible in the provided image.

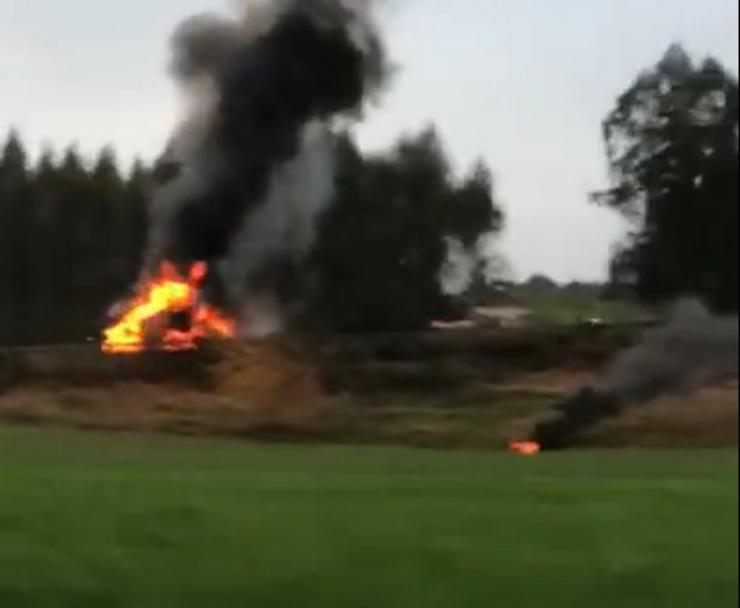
[0,131,34,344]
[28,147,62,341]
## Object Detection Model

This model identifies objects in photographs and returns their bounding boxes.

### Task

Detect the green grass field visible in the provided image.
[520,295,653,327]
[0,426,737,608]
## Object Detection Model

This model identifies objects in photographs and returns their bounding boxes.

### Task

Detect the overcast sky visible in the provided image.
[1,0,738,282]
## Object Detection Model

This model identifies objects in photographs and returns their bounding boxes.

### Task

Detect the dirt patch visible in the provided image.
[497,368,601,397]
[1,329,735,450]
[0,341,326,437]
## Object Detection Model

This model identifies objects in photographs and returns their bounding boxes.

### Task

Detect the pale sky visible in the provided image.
[1,0,738,282]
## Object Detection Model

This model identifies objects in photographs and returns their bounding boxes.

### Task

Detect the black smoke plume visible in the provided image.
[148,0,388,331]
[533,300,739,449]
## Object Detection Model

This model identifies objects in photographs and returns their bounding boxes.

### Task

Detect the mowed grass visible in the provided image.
[519,295,653,327]
[0,426,736,608]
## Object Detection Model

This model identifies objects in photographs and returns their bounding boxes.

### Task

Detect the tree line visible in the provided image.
[0,140,150,346]
[0,126,501,346]
[1,44,737,346]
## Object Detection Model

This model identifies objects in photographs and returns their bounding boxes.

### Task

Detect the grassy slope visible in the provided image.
[0,426,737,608]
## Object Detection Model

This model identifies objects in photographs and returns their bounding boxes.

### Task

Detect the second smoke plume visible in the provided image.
[148,0,389,330]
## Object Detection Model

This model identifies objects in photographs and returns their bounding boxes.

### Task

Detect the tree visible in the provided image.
[595,45,739,311]
[28,147,62,341]
[89,147,126,299]
[120,159,152,282]
[312,127,505,331]
[0,131,34,344]
[523,274,559,294]
[0,134,153,346]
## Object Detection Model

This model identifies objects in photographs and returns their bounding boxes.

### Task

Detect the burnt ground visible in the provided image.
[0,327,736,449]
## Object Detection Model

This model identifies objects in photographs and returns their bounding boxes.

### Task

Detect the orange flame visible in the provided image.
[510,441,542,456]
[102,261,235,354]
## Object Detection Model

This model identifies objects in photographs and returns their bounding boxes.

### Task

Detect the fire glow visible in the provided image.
[510,441,542,456]
[102,261,236,354]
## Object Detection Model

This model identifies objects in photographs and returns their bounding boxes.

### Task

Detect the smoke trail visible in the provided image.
[219,122,335,336]
[440,238,478,296]
[601,299,738,401]
[147,0,388,327]
[533,299,739,449]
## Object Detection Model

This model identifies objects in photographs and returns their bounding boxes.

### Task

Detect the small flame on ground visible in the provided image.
[102,261,235,354]
[510,441,542,456]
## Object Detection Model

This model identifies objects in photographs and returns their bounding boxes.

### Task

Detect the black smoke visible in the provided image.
[148,0,388,326]
[532,300,739,450]
[532,389,623,450]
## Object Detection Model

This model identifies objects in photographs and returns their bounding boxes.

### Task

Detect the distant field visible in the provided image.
[0,426,736,608]
[520,296,653,327]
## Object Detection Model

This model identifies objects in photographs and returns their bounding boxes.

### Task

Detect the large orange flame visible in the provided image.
[510,441,542,456]
[102,261,235,354]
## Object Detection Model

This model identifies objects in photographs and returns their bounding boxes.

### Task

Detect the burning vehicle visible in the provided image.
[103,262,235,354]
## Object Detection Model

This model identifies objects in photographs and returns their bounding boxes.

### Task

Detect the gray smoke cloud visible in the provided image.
[533,299,738,449]
[219,122,335,336]
[145,0,389,331]
[601,299,739,401]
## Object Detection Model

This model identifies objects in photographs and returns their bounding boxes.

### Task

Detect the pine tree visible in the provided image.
[0,131,34,344]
